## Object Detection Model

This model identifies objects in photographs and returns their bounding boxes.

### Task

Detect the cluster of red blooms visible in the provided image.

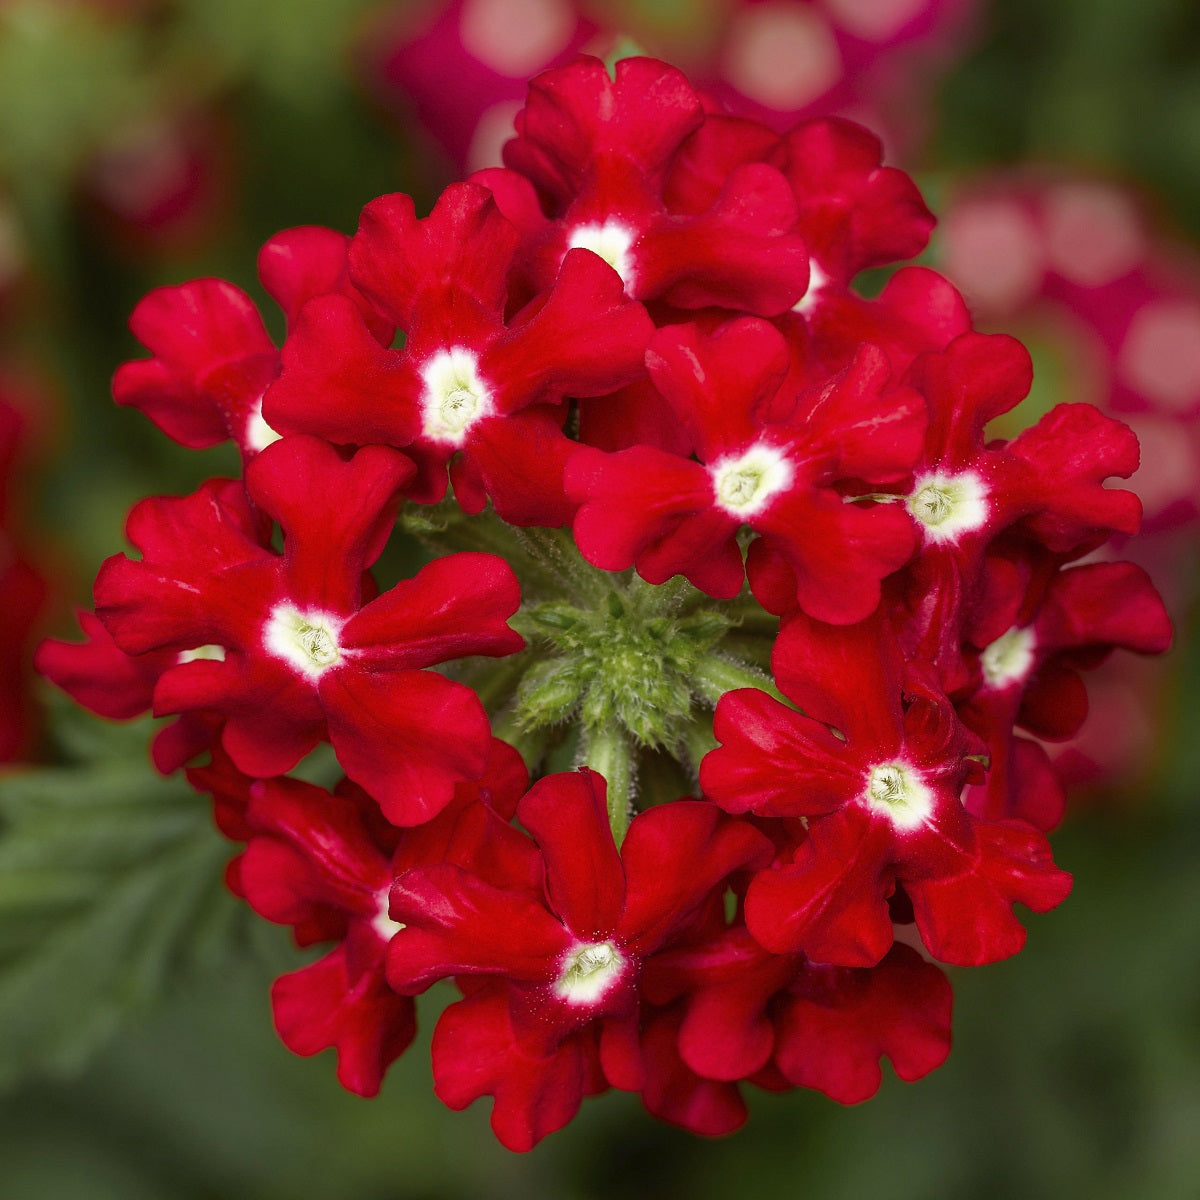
[38,57,1172,1151]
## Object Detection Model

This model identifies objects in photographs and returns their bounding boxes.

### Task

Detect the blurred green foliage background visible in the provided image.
[1,1,1198,1197]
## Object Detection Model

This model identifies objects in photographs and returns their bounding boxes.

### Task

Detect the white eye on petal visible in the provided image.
[372,889,406,942]
[177,644,226,664]
[710,443,794,518]
[420,347,494,445]
[263,605,344,679]
[863,761,934,831]
[244,395,283,454]
[566,220,636,287]
[980,625,1037,690]
[907,471,990,543]
[554,940,626,1005]
[791,258,831,315]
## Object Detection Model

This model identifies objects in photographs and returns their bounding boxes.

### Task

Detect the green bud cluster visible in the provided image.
[402,502,779,841]
[513,582,734,748]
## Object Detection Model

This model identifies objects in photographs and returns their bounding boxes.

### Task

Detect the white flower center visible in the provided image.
[245,395,283,454]
[176,644,226,664]
[711,443,794,517]
[566,220,636,286]
[371,888,406,943]
[863,761,934,830]
[554,940,625,1006]
[906,471,990,543]
[420,347,494,445]
[263,605,344,678]
[980,625,1037,690]
[792,258,831,315]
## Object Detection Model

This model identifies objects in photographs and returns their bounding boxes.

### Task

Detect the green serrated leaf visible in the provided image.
[0,712,243,1093]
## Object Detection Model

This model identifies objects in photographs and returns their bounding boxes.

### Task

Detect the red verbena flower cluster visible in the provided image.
[37,56,1172,1151]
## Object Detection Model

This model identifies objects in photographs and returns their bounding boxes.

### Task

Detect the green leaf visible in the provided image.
[0,717,242,1092]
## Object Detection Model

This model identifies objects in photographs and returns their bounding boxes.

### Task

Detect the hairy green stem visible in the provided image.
[579,723,635,846]
[692,654,786,706]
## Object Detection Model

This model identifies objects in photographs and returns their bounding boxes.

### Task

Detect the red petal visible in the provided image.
[322,668,493,826]
[350,184,519,326]
[485,248,653,411]
[517,769,625,938]
[244,775,392,913]
[774,944,951,1102]
[272,944,415,1098]
[745,808,896,966]
[248,437,412,611]
[576,377,693,456]
[35,610,161,719]
[264,294,420,446]
[430,986,590,1151]
[750,494,917,625]
[619,802,773,953]
[568,445,740,592]
[114,279,274,447]
[342,552,522,669]
[638,165,808,314]
[457,411,578,527]
[911,331,1033,467]
[257,224,392,345]
[668,930,794,1081]
[703,688,859,817]
[777,118,935,277]
[645,318,789,460]
[770,609,904,744]
[664,114,780,213]
[387,864,567,989]
[504,56,702,200]
[639,1006,748,1136]
[907,821,1072,966]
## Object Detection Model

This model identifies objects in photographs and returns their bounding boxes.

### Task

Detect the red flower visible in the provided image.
[645,926,952,1102]
[266,182,653,524]
[569,318,922,620]
[94,436,523,821]
[35,50,1176,1149]
[237,774,414,1096]
[35,609,221,773]
[113,227,390,461]
[665,114,934,310]
[702,610,1072,966]
[875,331,1143,681]
[957,549,1173,828]
[385,769,770,1149]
